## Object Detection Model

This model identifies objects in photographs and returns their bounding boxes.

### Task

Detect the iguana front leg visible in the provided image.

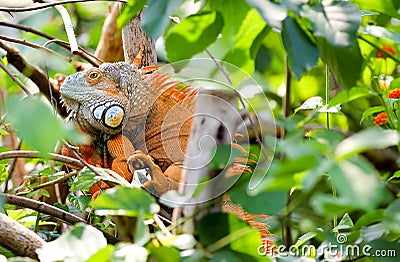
[127,151,180,196]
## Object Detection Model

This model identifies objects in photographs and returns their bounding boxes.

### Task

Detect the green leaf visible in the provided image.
[282,16,319,79]
[230,189,288,215]
[91,187,159,217]
[117,0,147,28]
[383,198,400,234]
[36,223,107,262]
[354,209,385,230]
[210,144,244,170]
[70,168,99,192]
[319,38,363,89]
[360,106,384,124]
[142,0,183,39]
[329,87,374,107]
[68,194,92,211]
[352,0,400,19]
[165,11,224,62]
[294,232,317,248]
[4,95,84,157]
[301,0,361,48]
[148,246,180,262]
[334,128,400,160]
[223,8,268,76]
[333,213,354,231]
[134,210,150,246]
[247,0,287,29]
[363,25,400,43]
[87,245,115,262]
[197,213,229,246]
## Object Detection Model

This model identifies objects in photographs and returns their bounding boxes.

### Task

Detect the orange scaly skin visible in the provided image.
[60,61,274,250]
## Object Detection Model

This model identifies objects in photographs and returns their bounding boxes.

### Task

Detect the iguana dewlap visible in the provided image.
[60,62,194,195]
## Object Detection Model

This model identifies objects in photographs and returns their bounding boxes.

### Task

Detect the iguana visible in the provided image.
[60,60,275,251]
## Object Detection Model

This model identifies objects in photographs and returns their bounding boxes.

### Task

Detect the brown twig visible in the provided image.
[0,35,70,60]
[0,150,84,169]
[48,0,79,54]
[0,0,127,12]
[0,193,120,244]
[0,60,32,95]
[16,170,78,196]
[0,21,102,65]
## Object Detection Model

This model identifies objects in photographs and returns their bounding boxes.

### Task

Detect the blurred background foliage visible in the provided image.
[1,0,400,261]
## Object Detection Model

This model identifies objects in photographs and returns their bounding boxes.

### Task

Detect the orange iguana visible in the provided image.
[60,60,274,251]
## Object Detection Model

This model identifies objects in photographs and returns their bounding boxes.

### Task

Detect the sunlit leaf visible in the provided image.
[4,95,85,158]
[165,11,223,62]
[335,128,400,160]
[247,0,287,29]
[91,187,159,217]
[295,96,323,112]
[87,245,115,262]
[329,87,374,107]
[142,0,183,39]
[68,194,92,211]
[282,16,319,79]
[301,0,361,48]
[117,0,147,28]
[352,0,400,19]
[148,246,180,262]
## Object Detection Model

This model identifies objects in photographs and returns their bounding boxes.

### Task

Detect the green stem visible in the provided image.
[372,80,397,129]
[332,184,337,229]
[325,64,330,130]
[34,212,41,233]
[359,35,400,64]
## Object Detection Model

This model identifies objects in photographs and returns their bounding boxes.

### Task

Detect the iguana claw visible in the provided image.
[127,150,176,196]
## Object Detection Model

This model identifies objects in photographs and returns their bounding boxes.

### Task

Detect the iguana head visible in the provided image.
[60,62,148,136]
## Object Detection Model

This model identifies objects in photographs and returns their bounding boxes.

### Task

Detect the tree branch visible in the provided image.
[0,150,84,169]
[0,0,127,12]
[0,193,120,244]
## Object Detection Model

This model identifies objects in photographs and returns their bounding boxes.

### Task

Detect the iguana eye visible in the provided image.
[86,69,102,84]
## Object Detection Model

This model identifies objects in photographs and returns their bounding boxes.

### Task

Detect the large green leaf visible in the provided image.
[334,128,400,160]
[329,159,391,212]
[282,16,319,79]
[165,11,223,62]
[224,8,268,76]
[4,95,86,158]
[319,39,363,89]
[117,0,148,28]
[142,0,184,39]
[230,189,288,215]
[352,0,400,19]
[301,0,361,48]
[91,187,159,217]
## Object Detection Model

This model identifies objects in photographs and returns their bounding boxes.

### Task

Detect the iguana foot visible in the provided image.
[127,150,177,196]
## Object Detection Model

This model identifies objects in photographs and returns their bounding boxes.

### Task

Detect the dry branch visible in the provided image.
[0,212,45,259]
[1,193,120,244]
[95,4,124,62]
[0,40,67,116]
[0,150,84,169]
